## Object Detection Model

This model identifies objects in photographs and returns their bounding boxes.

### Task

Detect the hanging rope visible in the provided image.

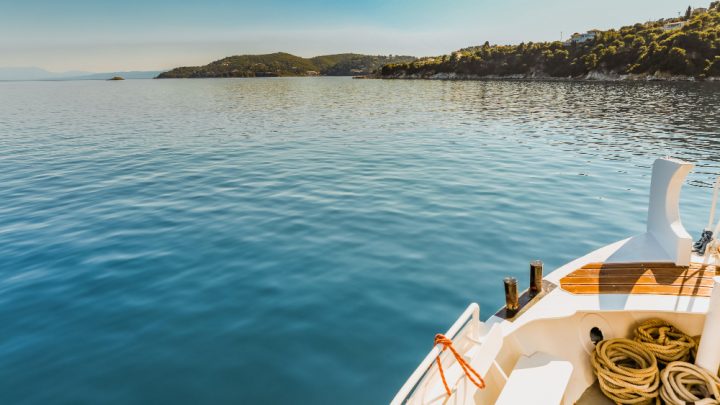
[695,176,720,255]
[659,361,720,405]
[633,319,696,365]
[591,338,660,404]
[433,334,485,397]
[708,220,720,258]
[707,238,720,258]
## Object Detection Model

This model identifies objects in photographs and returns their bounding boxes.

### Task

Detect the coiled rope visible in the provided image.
[634,319,696,365]
[591,338,660,404]
[590,319,720,404]
[433,334,485,396]
[660,361,720,405]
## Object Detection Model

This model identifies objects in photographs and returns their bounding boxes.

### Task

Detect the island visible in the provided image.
[156,53,415,78]
[108,76,125,81]
[379,2,720,81]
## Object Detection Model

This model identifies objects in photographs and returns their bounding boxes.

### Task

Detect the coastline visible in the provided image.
[376,70,720,82]
[377,6,720,85]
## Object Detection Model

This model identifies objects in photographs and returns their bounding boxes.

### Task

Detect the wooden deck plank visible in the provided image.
[559,275,715,286]
[580,262,716,270]
[561,284,713,297]
[559,262,716,297]
[562,268,715,278]
[580,262,684,269]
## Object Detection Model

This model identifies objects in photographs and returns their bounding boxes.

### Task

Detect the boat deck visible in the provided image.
[576,381,615,405]
[560,262,717,297]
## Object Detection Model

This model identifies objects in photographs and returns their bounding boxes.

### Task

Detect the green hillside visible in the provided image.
[157,52,414,78]
[381,2,720,80]
[309,54,415,75]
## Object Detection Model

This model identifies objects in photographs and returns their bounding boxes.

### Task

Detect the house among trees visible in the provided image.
[693,7,709,15]
[564,30,599,45]
[381,1,720,80]
[662,21,686,31]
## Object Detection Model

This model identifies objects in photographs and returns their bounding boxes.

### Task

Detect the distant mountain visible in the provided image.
[156,52,416,78]
[68,71,162,80]
[0,67,90,81]
[0,67,162,81]
[308,53,416,76]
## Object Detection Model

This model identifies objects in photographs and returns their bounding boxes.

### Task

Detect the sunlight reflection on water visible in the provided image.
[0,77,718,403]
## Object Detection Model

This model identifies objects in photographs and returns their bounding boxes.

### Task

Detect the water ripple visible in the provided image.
[0,77,718,404]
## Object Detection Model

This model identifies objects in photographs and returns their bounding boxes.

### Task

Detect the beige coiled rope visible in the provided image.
[660,361,720,405]
[591,338,660,404]
[634,319,696,365]
[590,319,720,404]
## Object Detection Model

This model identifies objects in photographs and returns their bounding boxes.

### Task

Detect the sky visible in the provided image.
[0,0,710,72]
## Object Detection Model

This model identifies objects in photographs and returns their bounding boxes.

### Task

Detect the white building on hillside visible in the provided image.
[662,21,686,31]
[564,31,597,45]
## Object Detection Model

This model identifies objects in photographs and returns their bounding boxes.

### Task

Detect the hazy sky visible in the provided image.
[0,0,708,72]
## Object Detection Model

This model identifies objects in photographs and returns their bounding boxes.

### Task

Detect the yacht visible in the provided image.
[391,158,720,404]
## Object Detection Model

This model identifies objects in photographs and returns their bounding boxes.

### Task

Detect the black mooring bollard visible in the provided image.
[504,277,519,315]
[530,260,543,297]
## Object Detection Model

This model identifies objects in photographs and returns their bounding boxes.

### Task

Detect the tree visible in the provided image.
[706,56,720,76]
[666,47,689,73]
[582,53,599,70]
[685,6,692,19]
[376,4,719,79]
[632,36,647,48]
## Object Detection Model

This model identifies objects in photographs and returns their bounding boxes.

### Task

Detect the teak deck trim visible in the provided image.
[560,262,717,297]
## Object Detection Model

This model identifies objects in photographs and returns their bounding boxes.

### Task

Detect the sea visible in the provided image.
[0,77,719,404]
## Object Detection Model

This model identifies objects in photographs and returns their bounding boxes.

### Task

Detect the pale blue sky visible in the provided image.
[0,0,708,72]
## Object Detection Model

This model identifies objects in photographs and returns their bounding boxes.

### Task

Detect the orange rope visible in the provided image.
[434,333,486,396]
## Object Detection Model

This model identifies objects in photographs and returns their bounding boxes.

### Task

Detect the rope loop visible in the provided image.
[660,361,720,404]
[634,319,696,365]
[591,338,660,404]
[433,333,486,397]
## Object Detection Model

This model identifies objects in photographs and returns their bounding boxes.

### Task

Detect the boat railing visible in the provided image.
[390,302,482,405]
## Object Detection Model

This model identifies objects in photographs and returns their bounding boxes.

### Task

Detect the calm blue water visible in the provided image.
[0,77,719,404]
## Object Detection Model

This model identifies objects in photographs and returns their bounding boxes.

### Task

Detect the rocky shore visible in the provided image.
[377,70,720,82]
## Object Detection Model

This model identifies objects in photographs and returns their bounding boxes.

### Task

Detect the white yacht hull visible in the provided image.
[392,158,720,404]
